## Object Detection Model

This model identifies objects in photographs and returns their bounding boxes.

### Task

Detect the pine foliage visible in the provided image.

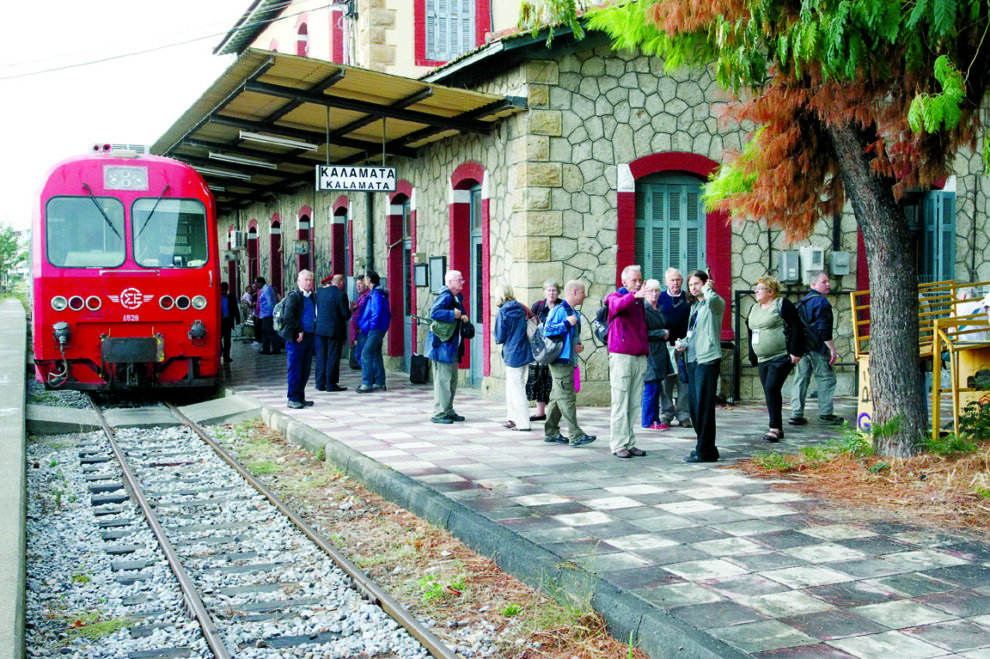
[522,0,990,239]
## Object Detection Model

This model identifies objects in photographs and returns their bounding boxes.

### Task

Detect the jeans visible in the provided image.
[286,332,314,403]
[643,379,661,427]
[360,329,386,387]
[790,350,836,417]
[261,316,279,353]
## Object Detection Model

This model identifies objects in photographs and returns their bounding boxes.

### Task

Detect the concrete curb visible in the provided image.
[246,394,749,659]
[1,300,26,659]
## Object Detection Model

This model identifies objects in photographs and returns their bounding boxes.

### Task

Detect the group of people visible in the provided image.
[234,263,841,461]
[228,270,392,409]
[484,266,840,463]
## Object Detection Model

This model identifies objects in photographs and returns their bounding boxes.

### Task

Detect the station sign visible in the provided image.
[316,165,396,191]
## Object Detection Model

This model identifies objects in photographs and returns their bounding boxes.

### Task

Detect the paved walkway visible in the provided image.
[223,339,990,658]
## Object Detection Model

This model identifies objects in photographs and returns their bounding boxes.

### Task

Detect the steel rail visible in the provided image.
[163,401,460,659]
[87,396,232,659]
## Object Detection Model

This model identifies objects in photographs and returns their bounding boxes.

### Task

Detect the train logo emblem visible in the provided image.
[110,288,154,310]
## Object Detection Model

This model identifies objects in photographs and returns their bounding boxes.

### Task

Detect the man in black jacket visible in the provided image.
[314,274,351,392]
[279,270,317,409]
[219,281,241,363]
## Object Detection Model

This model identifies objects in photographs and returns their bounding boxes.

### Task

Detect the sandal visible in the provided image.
[762,429,783,443]
[503,420,516,429]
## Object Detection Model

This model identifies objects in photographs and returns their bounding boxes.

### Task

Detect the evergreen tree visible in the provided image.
[521,0,990,456]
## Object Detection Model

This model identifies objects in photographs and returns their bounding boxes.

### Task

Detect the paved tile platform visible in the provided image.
[222,339,990,658]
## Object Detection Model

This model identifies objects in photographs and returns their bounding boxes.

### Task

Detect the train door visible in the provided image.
[468,185,483,386]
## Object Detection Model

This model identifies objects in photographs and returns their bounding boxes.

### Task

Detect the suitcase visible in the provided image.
[410,353,429,384]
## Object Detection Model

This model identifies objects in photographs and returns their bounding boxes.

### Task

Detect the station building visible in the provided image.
[152,0,990,405]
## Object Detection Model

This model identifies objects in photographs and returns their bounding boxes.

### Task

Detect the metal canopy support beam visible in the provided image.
[244,80,493,135]
[258,69,347,127]
[330,87,434,141]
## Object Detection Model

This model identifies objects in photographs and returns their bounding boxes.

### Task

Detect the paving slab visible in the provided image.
[220,340,990,658]
[0,300,25,659]
[26,402,99,434]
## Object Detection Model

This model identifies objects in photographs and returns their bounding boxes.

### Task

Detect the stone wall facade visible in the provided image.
[216,41,990,406]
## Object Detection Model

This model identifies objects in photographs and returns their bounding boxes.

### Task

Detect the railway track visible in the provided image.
[80,395,458,658]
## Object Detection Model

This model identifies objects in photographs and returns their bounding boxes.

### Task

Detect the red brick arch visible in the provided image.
[618,152,733,338]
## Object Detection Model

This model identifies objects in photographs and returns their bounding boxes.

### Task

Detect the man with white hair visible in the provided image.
[606,265,650,458]
[658,268,692,427]
[279,270,317,409]
[426,270,469,423]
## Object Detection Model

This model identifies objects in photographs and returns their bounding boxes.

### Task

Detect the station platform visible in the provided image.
[222,339,990,658]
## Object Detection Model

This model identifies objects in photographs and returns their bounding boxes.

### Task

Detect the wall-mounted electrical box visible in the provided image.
[230,231,246,250]
[830,251,851,276]
[779,251,801,282]
[799,246,825,285]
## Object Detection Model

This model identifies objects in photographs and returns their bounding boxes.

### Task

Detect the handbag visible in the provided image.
[430,319,457,342]
[461,320,476,340]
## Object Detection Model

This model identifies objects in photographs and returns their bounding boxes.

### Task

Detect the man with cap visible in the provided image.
[314,274,351,392]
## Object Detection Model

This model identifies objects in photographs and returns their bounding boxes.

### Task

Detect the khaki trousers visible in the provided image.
[545,362,586,441]
[609,353,647,452]
[431,359,459,418]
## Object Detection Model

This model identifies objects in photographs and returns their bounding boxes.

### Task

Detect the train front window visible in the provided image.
[132,198,208,268]
[45,196,126,268]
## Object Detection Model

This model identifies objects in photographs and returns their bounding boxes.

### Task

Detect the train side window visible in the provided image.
[132,198,209,268]
[45,196,126,268]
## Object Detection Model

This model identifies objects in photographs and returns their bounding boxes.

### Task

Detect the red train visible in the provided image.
[32,145,221,390]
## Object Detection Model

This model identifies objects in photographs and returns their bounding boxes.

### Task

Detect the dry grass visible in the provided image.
[214,418,647,659]
[738,437,990,535]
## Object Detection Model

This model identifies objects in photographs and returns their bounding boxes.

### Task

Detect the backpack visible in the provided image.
[591,302,610,347]
[529,308,572,365]
[796,298,824,354]
[272,297,288,332]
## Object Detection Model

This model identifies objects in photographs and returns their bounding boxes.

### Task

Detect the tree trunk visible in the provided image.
[827,122,927,457]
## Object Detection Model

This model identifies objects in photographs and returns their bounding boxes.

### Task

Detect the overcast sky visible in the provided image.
[0,0,255,232]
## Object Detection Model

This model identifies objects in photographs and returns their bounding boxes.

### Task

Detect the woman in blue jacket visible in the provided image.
[494,285,533,431]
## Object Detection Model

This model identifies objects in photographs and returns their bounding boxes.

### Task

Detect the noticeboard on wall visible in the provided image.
[414,263,428,288]
[429,256,446,295]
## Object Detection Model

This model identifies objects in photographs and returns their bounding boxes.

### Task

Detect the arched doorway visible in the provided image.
[247,223,259,285]
[619,152,732,338]
[449,162,488,386]
[270,218,283,295]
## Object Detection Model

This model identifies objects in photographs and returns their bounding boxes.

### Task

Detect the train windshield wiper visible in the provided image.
[81,183,122,240]
[135,184,170,240]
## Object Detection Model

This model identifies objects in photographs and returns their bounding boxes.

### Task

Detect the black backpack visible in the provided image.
[591,302,610,347]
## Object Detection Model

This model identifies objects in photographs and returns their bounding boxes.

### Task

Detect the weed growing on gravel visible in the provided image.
[247,460,277,475]
[419,575,444,602]
[70,571,91,586]
[62,614,132,644]
[501,603,521,617]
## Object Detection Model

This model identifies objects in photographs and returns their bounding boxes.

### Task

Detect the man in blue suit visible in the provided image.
[314,274,351,392]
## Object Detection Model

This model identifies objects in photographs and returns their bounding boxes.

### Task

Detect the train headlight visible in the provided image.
[175,296,191,310]
[51,296,68,311]
[85,296,102,311]
[159,296,174,310]
[191,295,207,310]
[68,296,85,311]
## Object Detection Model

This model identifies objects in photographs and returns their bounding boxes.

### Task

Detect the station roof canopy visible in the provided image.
[152,49,526,211]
